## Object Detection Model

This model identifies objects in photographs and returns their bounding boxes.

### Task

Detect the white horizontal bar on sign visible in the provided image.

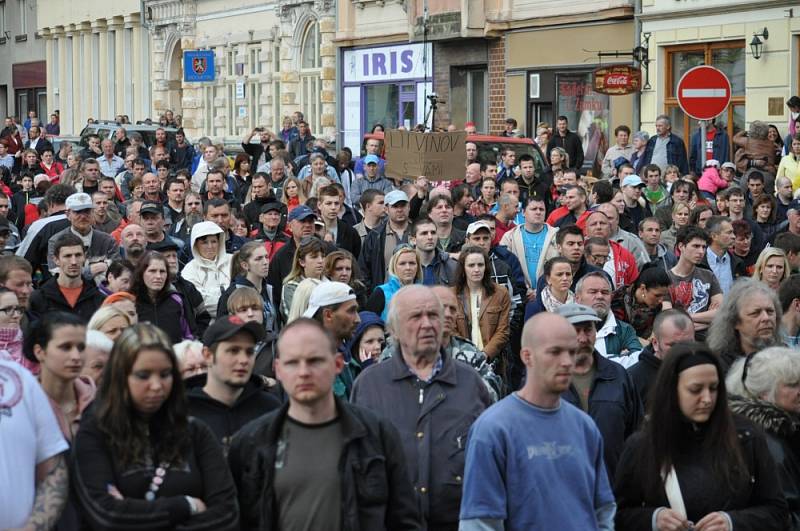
[681,89,727,98]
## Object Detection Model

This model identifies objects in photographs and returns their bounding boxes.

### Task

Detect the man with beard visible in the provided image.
[556,303,642,481]
[120,224,147,265]
[574,272,642,368]
[186,315,281,451]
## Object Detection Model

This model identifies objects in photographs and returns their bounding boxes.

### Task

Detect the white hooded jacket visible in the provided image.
[180,221,232,318]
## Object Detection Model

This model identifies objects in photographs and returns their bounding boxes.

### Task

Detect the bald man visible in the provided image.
[352,285,491,530]
[120,223,146,264]
[459,312,616,530]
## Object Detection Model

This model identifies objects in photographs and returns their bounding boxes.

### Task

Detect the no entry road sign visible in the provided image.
[677,66,732,121]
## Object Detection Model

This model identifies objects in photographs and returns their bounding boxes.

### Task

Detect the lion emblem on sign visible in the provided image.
[192,56,207,75]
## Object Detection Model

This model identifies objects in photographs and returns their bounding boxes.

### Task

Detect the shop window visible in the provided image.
[450,66,487,133]
[364,84,399,131]
[556,72,609,169]
[299,21,322,134]
[665,42,746,161]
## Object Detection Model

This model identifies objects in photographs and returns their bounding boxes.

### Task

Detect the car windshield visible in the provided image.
[79,126,179,148]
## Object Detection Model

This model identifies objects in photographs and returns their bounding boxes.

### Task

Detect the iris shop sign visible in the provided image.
[343,43,432,84]
[592,65,641,95]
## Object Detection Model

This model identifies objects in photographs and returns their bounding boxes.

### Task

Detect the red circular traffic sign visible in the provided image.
[676,66,732,121]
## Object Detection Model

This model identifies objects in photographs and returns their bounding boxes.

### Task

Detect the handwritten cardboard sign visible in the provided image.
[384,130,467,181]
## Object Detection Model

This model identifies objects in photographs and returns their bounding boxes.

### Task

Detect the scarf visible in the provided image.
[541,286,574,313]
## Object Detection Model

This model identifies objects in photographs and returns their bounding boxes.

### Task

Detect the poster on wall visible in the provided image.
[557,73,609,169]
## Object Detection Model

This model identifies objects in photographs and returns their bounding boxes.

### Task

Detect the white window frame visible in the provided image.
[299,21,322,134]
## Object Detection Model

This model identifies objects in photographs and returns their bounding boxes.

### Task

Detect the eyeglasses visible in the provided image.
[589,254,610,263]
[0,305,24,316]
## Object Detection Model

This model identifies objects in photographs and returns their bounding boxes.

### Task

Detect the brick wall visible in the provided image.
[431,39,488,129]
[487,36,506,136]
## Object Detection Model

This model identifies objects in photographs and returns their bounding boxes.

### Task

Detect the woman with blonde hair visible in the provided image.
[88,305,133,342]
[365,244,422,319]
[659,201,691,251]
[754,247,791,290]
[280,176,307,215]
[286,277,324,323]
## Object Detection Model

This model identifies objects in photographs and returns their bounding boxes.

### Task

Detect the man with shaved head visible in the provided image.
[352,285,491,530]
[459,312,616,530]
[120,223,146,265]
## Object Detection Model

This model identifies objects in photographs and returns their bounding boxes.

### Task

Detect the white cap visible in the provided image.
[466,220,492,236]
[303,281,357,318]
[65,192,94,211]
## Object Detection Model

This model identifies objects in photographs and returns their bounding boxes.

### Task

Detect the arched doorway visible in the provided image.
[167,38,183,114]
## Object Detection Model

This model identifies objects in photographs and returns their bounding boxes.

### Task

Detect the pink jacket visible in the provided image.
[0,326,36,374]
[697,167,728,195]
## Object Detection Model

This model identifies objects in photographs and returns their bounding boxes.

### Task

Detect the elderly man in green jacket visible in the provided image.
[575,271,642,368]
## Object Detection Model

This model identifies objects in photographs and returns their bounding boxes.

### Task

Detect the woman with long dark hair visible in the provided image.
[217,241,277,339]
[132,251,194,343]
[72,323,239,529]
[452,246,510,362]
[614,342,788,530]
[611,265,671,339]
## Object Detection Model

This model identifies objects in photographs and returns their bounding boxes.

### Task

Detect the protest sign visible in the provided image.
[384,129,466,181]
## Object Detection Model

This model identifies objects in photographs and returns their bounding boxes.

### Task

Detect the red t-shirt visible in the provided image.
[59,285,83,308]
[706,129,716,162]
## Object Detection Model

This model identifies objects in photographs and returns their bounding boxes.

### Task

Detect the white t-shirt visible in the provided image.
[0,360,68,528]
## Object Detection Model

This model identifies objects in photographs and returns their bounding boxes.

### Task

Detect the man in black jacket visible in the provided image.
[627,309,695,408]
[359,190,411,291]
[546,115,584,169]
[228,318,420,530]
[557,303,642,481]
[28,233,105,322]
[242,128,273,169]
[186,315,281,452]
[18,184,75,281]
[288,121,315,160]
[318,185,360,259]
[267,206,317,316]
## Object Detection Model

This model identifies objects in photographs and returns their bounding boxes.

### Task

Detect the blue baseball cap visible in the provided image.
[622,175,645,188]
[364,154,380,165]
[287,205,317,222]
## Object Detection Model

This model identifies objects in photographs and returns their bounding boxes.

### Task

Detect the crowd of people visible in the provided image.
[3,103,800,530]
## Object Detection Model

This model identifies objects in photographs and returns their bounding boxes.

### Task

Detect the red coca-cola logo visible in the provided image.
[605,74,630,86]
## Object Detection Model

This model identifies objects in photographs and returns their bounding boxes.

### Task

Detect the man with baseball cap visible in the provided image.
[46,192,120,279]
[186,315,281,450]
[254,200,289,259]
[140,200,188,262]
[305,281,361,398]
[268,204,319,316]
[359,189,411,291]
[620,175,651,230]
[351,153,394,208]
[556,303,642,480]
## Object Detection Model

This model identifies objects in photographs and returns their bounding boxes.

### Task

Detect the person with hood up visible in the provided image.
[181,220,232,318]
[344,311,385,372]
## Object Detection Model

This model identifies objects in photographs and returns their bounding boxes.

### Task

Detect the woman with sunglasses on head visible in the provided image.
[614,342,788,531]
[727,347,800,529]
[365,244,422,320]
[280,236,326,321]
[72,323,239,530]
[324,249,368,310]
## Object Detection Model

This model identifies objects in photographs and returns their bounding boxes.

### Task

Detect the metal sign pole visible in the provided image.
[699,120,707,172]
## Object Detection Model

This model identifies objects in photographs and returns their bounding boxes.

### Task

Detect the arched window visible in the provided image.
[299,21,321,135]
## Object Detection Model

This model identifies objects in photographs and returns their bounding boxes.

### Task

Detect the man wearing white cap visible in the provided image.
[620,175,652,230]
[46,192,120,279]
[305,281,361,398]
[359,189,410,291]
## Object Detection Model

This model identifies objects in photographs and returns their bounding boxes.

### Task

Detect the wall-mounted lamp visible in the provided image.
[750,28,769,60]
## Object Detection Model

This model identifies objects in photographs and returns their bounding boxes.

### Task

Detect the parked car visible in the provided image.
[75,121,187,148]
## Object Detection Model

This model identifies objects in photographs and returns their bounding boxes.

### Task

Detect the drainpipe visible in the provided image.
[633,0,642,132]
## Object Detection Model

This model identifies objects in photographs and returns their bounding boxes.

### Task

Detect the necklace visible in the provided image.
[144,462,170,501]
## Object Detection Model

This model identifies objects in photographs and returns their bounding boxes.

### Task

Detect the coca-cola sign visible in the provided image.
[593,65,642,95]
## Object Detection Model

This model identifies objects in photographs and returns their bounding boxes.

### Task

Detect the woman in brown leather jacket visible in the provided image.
[452,246,511,362]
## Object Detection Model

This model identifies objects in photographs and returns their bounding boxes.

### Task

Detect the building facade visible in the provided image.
[0,0,46,122]
[38,0,153,136]
[337,0,634,170]
[145,0,337,142]
[640,0,800,152]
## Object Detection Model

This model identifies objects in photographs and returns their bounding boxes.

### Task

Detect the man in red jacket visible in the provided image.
[583,209,638,289]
